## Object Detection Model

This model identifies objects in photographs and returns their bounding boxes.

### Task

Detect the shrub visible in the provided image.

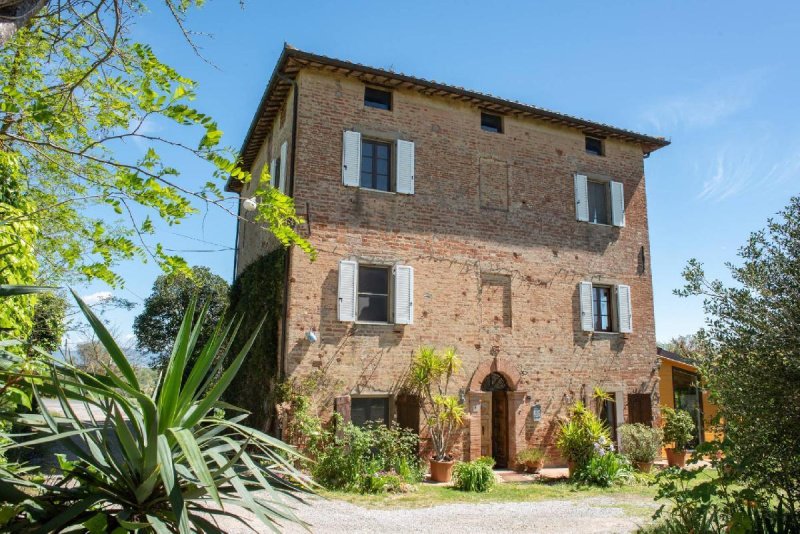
[313,422,424,493]
[453,457,496,492]
[0,293,311,532]
[662,407,695,452]
[516,447,546,465]
[620,423,663,464]
[556,401,612,473]
[574,451,632,487]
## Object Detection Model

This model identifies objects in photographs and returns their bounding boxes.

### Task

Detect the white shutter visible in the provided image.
[610,181,625,227]
[342,130,361,187]
[393,265,414,325]
[269,159,277,189]
[575,174,589,222]
[396,140,415,195]
[279,142,288,194]
[337,260,358,322]
[579,281,594,332]
[616,284,632,333]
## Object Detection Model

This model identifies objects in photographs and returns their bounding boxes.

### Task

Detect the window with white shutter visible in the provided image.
[575,174,589,222]
[279,142,288,194]
[396,140,415,195]
[269,159,277,189]
[393,265,414,324]
[610,181,625,227]
[337,260,358,322]
[342,131,362,187]
[616,284,632,333]
[579,281,593,332]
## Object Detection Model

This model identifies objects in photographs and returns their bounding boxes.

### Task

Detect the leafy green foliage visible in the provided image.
[0,1,311,287]
[224,249,285,432]
[556,401,611,473]
[515,447,546,465]
[0,291,311,532]
[405,346,465,461]
[133,265,229,370]
[661,407,695,452]
[0,200,39,341]
[26,292,68,353]
[676,196,800,512]
[619,423,663,464]
[573,451,632,488]
[453,457,496,492]
[313,420,424,494]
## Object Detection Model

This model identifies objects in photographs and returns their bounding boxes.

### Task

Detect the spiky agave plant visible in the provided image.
[0,290,312,533]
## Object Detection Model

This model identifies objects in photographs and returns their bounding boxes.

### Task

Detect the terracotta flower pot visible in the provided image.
[666,448,688,468]
[527,459,544,474]
[567,460,576,478]
[429,458,455,483]
[635,461,654,473]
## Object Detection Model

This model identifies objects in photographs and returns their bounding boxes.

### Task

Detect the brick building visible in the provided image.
[226,46,670,468]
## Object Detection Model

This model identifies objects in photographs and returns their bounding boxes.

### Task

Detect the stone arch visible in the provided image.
[467,357,521,392]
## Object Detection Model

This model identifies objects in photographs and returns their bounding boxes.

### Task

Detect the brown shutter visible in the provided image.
[627,393,653,426]
[396,394,420,434]
[334,395,351,425]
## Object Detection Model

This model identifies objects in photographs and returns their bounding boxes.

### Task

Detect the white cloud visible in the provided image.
[81,291,113,306]
[642,70,768,132]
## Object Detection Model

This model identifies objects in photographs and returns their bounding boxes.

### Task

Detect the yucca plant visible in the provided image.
[0,290,312,533]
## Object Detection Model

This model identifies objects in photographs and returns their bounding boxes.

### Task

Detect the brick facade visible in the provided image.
[232,50,667,467]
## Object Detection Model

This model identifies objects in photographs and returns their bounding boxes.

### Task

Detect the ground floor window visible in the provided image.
[599,398,618,443]
[350,396,390,427]
[673,368,704,447]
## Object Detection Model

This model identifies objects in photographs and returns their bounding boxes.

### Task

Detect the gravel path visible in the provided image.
[214,494,655,533]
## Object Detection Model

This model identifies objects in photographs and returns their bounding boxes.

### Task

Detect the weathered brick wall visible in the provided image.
[247,67,662,464]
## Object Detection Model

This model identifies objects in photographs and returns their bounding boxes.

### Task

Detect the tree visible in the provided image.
[27,291,68,353]
[658,334,701,360]
[134,265,228,369]
[677,195,800,513]
[0,0,312,290]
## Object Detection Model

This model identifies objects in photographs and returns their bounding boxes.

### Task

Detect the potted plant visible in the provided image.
[515,447,546,473]
[619,423,663,472]
[662,407,695,467]
[406,347,466,482]
[556,401,611,477]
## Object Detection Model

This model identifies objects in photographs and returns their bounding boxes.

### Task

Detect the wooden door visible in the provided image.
[491,390,508,467]
[627,393,653,426]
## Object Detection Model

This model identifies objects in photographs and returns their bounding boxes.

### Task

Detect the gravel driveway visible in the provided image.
[214,494,655,533]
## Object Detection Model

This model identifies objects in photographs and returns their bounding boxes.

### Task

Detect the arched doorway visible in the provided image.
[481,372,509,467]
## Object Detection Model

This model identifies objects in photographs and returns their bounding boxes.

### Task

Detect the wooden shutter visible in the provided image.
[269,159,277,189]
[396,394,420,434]
[396,139,415,194]
[616,284,633,333]
[337,260,357,322]
[279,141,288,193]
[342,130,361,187]
[393,265,414,325]
[627,394,652,425]
[610,180,625,227]
[574,174,589,222]
[333,395,352,436]
[579,281,594,332]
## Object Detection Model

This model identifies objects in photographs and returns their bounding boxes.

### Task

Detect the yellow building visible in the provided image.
[658,347,720,447]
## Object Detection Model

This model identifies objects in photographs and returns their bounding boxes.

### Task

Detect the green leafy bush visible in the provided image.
[556,401,612,473]
[453,457,496,492]
[516,447,546,465]
[574,451,632,487]
[0,292,311,532]
[619,423,663,464]
[313,421,424,493]
[662,407,695,451]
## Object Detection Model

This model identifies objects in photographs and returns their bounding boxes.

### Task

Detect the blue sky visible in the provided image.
[74,0,800,350]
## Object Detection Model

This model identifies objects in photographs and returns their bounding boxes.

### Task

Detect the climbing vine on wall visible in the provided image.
[224,248,286,432]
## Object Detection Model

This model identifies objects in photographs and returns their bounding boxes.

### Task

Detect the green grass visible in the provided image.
[322,478,659,509]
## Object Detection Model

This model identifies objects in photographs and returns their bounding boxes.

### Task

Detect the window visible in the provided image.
[587,180,610,225]
[364,87,392,110]
[599,398,618,442]
[592,285,613,332]
[351,397,390,427]
[360,139,392,192]
[673,368,704,447]
[481,112,503,133]
[357,265,390,322]
[585,136,604,156]
[272,157,281,188]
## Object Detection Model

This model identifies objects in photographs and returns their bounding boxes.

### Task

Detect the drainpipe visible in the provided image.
[276,72,300,383]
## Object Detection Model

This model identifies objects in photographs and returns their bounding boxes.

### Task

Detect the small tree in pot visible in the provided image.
[407,347,465,482]
[662,407,696,467]
[619,423,663,472]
